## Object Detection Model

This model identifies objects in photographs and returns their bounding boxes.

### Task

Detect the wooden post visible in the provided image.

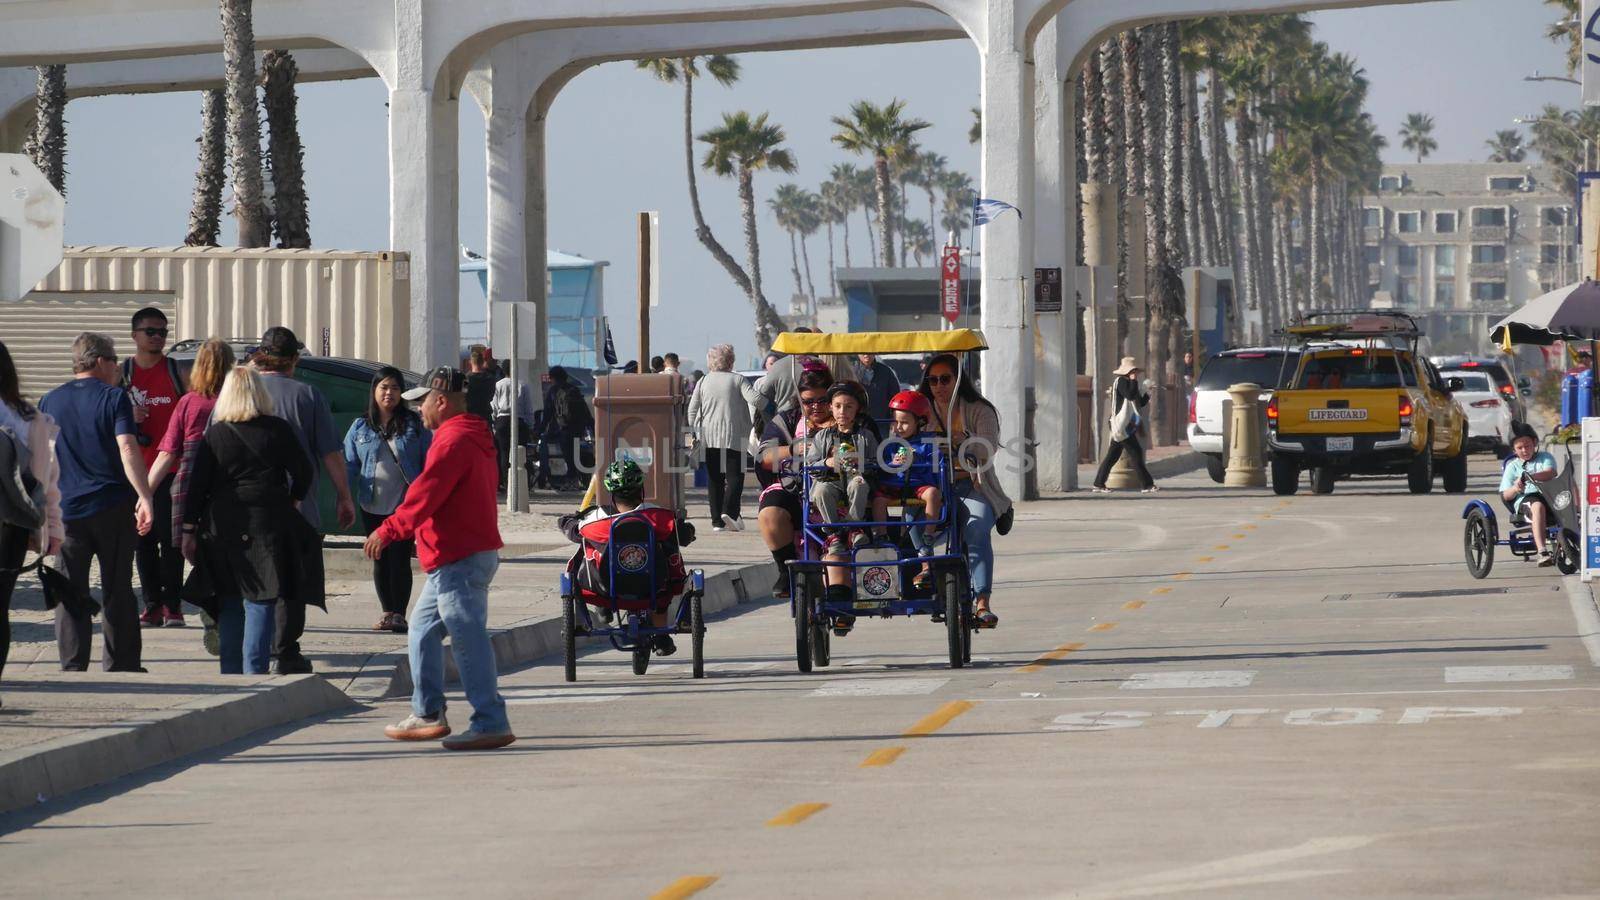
[638,211,651,369]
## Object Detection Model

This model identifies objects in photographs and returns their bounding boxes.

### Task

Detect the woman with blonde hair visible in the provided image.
[687,342,760,531]
[180,367,312,674]
[148,339,234,648]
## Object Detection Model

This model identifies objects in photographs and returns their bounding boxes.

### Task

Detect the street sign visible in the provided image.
[491,301,540,359]
[940,245,961,323]
[0,155,65,302]
[1034,267,1063,313]
[1586,417,1600,581]
[1586,0,1600,106]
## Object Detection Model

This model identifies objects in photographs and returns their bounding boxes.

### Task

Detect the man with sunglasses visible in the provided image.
[123,308,189,628]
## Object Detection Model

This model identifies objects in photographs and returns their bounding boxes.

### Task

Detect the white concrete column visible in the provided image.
[524,101,549,413]
[1031,18,1078,493]
[979,11,1035,502]
[389,85,460,372]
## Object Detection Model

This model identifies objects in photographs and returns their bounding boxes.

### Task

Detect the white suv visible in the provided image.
[1188,348,1302,483]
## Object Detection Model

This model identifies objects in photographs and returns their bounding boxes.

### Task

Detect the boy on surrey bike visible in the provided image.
[558,459,697,655]
[870,390,945,591]
[804,381,884,556]
[1500,421,1559,566]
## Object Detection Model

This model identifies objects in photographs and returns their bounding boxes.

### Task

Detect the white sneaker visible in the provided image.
[721,514,745,532]
[384,709,450,741]
[712,526,726,533]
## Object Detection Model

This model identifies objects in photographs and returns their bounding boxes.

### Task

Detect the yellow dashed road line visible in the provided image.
[767,803,829,827]
[1089,622,1118,632]
[859,747,906,768]
[652,875,719,900]
[1195,556,1214,563]
[905,700,977,735]
[1019,643,1085,673]
[1151,587,1172,595]
[1122,600,1146,610]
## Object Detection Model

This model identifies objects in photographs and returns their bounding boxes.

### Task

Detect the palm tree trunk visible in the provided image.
[1233,108,1262,336]
[24,64,67,197]
[865,204,879,267]
[220,0,269,248]
[184,89,226,247]
[1118,31,1144,356]
[787,229,803,300]
[677,68,765,315]
[874,155,894,269]
[825,220,838,297]
[1182,69,1203,268]
[738,166,781,347]
[261,49,310,248]
[898,176,910,267]
[1273,199,1292,322]
[799,232,816,307]
[927,186,938,248]
[1310,166,1327,308]
[840,215,852,270]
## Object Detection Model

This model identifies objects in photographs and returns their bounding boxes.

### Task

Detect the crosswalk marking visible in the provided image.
[810,678,950,697]
[503,686,643,704]
[1444,665,1574,684]
[1121,671,1257,690]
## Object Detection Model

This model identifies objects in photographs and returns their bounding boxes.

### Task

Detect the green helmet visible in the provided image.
[603,459,645,497]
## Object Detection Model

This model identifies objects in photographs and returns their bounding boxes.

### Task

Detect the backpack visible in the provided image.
[555,383,591,428]
[0,425,45,532]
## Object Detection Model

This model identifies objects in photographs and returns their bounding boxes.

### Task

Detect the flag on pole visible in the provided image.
[602,317,618,366]
[972,198,1022,227]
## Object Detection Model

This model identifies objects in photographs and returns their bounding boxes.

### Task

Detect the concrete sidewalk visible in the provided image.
[0,488,776,813]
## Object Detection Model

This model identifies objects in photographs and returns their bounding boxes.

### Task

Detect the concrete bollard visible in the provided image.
[1223,382,1267,487]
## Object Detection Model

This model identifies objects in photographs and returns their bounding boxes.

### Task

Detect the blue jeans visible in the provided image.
[409,550,509,734]
[953,481,996,598]
[217,597,276,674]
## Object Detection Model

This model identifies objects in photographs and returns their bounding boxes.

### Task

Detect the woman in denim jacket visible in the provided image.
[343,366,432,632]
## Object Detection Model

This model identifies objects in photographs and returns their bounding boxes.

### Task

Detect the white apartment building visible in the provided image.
[1364,163,1574,352]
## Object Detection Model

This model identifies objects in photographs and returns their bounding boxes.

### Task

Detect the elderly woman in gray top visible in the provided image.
[687,343,761,532]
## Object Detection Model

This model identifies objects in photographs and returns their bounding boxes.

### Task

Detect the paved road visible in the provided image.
[3,458,1598,898]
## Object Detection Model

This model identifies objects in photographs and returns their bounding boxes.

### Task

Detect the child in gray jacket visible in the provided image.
[805,381,882,554]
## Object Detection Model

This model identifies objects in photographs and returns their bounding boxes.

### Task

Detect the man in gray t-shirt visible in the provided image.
[248,326,356,673]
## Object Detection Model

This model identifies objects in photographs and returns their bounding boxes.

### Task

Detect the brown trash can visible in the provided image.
[592,373,688,513]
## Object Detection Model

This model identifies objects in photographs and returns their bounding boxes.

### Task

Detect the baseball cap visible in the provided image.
[259,326,304,358]
[402,365,467,401]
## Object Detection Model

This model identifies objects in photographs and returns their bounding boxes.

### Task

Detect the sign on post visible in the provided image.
[1585,417,1600,580]
[940,245,961,323]
[1034,267,1062,313]
[491,301,540,358]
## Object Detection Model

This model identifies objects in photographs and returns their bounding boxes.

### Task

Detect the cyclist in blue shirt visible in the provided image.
[1499,422,1558,566]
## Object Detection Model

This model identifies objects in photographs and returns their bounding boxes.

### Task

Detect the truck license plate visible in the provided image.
[1309,408,1367,421]
[1327,437,1354,452]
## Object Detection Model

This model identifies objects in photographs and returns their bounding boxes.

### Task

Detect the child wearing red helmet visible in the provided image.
[872,390,945,589]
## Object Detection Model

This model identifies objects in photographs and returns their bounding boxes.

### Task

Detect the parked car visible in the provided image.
[1429,354,1524,422]
[1439,369,1514,455]
[1188,347,1302,483]
[169,339,421,536]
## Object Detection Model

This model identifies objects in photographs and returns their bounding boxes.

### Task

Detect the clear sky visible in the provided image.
[53,0,1566,368]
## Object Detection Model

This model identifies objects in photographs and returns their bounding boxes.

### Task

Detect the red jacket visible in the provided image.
[377,413,503,571]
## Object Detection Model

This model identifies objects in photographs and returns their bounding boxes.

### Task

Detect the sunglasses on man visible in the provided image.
[137,327,169,339]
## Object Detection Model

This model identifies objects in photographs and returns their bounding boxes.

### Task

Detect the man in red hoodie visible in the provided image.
[367,366,513,750]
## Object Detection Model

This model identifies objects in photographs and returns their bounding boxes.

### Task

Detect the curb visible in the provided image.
[348,560,776,702]
[0,674,352,816]
[1561,575,1600,667]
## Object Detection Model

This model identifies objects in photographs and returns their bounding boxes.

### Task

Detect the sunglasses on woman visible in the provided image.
[800,395,829,407]
[926,374,956,386]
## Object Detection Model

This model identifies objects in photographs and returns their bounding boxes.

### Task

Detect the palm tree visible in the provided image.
[220,0,268,247]
[849,165,880,265]
[939,170,974,248]
[832,99,931,269]
[22,65,67,197]
[699,111,796,348]
[916,151,948,257]
[795,192,822,307]
[769,184,810,302]
[636,55,755,319]
[184,90,226,246]
[820,165,857,290]
[902,218,934,266]
[1544,0,1581,74]
[1398,112,1437,164]
[1485,129,1527,163]
[261,50,310,248]
[969,107,981,144]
